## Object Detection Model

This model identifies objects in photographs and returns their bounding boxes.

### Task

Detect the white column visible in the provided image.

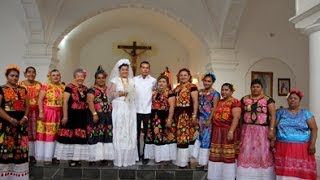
[308,28,320,157]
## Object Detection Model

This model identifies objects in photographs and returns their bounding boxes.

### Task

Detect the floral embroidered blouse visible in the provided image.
[198,89,220,116]
[174,83,198,107]
[41,83,65,107]
[241,95,275,126]
[65,83,87,110]
[152,88,174,111]
[87,86,111,113]
[19,81,41,109]
[213,97,241,128]
[0,85,27,112]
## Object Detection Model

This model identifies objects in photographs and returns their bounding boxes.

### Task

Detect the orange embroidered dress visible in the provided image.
[19,81,41,157]
[35,83,64,161]
[0,85,29,179]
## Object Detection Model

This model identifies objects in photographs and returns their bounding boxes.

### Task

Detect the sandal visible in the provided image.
[69,161,77,167]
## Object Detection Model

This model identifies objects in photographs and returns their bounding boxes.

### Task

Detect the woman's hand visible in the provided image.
[308,143,316,155]
[61,117,68,126]
[93,114,99,123]
[118,91,128,97]
[205,120,211,127]
[38,112,44,119]
[166,119,172,127]
[19,116,28,125]
[268,128,275,140]
[227,131,234,141]
[8,117,19,126]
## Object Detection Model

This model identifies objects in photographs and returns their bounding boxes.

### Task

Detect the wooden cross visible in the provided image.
[118,41,152,75]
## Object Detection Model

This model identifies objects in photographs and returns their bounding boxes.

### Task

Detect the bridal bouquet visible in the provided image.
[124,85,135,104]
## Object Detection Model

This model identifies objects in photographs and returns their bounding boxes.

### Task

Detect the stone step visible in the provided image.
[29,161,207,180]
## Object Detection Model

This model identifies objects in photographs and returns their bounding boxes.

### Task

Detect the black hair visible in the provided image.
[222,83,235,91]
[118,63,129,70]
[140,61,150,68]
[176,68,192,83]
[157,75,169,84]
[203,73,216,83]
[5,68,20,77]
[25,66,36,74]
[251,79,263,88]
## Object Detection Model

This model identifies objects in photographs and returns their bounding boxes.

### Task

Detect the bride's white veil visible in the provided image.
[107,58,134,86]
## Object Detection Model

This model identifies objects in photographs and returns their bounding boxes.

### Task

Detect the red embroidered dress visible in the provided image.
[209,97,241,163]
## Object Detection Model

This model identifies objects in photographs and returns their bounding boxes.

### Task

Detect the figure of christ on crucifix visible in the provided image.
[118,41,152,75]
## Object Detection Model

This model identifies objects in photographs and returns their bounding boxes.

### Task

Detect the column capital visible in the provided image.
[290,3,320,35]
[208,48,239,71]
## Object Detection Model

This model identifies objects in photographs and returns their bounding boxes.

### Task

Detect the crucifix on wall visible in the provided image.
[118,41,152,75]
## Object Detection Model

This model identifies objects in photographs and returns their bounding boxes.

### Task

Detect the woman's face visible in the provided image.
[74,72,85,85]
[202,76,213,89]
[179,71,190,84]
[24,68,36,81]
[287,93,301,108]
[157,78,168,89]
[250,84,263,96]
[50,71,61,84]
[7,70,19,85]
[120,66,129,78]
[221,85,233,99]
[95,73,106,87]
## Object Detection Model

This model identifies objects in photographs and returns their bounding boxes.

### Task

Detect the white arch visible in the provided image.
[245,57,296,83]
[50,5,210,69]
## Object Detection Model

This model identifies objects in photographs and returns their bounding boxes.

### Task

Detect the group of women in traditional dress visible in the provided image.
[0,59,317,180]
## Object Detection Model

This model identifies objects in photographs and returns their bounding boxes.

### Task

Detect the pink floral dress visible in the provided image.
[237,95,275,175]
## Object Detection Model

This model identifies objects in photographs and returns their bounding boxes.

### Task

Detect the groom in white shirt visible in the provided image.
[134,61,156,164]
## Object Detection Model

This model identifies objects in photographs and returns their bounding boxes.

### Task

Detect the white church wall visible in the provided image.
[0,0,28,84]
[235,0,309,108]
[245,58,296,108]
[78,26,189,86]
[57,37,81,84]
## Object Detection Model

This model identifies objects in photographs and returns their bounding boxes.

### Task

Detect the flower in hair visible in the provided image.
[287,89,304,99]
[82,69,87,77]
[5,65,20,74]
[232,84,236,92]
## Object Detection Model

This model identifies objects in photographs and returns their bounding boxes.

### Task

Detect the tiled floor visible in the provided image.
[29,159,320,180]
[29,161,207,180]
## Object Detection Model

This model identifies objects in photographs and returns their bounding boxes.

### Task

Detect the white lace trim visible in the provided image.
[54,143,89,161]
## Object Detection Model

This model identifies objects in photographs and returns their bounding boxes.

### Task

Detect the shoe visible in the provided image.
[142,158,149,165]
[107,161,113,166]
[30,156,37,165]
[52,158,60,165]
[69,161,77,167]
[100,160,107,165]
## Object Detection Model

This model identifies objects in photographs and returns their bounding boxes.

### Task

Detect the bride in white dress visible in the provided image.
[108,59,138,167]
